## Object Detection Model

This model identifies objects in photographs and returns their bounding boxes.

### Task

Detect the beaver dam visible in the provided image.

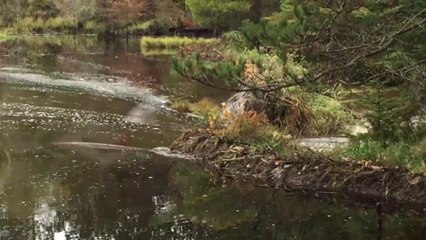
[1,36,425,239]
[171,130,426,208]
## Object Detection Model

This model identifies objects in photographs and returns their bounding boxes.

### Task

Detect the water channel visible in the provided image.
[0,36,424,239]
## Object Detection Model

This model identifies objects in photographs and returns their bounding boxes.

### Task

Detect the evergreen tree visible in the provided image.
[0,0,29,25]
[185,0,252,31]
[55,0,97,28]
[185,0,280,31]
[174,0,426,141]
[28,0,59,20]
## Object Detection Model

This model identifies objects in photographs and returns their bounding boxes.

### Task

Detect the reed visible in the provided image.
[141,36,218,50]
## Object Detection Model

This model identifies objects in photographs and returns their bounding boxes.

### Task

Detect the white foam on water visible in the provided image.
[0,69,167,105]
[0,102,163,134]
[151,147,194,159]
[0,67,33,73]
[53,142,147,151]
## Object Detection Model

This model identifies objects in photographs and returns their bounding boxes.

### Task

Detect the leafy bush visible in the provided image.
[14,17,37,33]
[13,17,108,34]
[129,21,155,34]
[14,17,77,33]
[84,21,105,33]
[45,17,74,32]
[185,0,253,31]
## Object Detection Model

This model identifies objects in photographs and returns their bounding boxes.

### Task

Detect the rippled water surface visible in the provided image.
[0,36,424,240]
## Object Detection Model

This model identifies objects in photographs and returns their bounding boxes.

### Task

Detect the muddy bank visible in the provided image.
[171,129,426,207]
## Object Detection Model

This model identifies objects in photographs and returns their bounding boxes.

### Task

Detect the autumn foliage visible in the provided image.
[97,0,151,33]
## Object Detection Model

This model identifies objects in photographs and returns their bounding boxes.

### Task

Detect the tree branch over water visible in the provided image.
[174,2,426,95]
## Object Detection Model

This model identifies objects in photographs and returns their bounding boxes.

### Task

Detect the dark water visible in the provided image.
[0,36,424,240]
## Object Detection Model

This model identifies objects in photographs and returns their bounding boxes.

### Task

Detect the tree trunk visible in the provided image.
[126,25,129,40]
[126,24,129,51]
[250,0,262,23]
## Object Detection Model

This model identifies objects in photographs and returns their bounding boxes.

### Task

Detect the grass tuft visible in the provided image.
[172,100,193,113]
[171,98,220,121]
[141,48,179,56]
[141,36,218,50]
[335,139,426,174]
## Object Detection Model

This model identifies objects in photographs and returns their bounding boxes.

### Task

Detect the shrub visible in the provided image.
[222,31,245,45]
[45,17,74,32]
[14,17,36,33]
[12,17,108,34]
[14,17,76,33]
[309,95,355,136]
[129,21,155,34]
[84,21,105,33]
[33,18,45,33]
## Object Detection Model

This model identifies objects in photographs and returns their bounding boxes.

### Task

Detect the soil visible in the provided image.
[171,129,426,210]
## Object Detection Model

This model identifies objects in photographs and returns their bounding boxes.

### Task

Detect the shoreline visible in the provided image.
[171,129,426,210]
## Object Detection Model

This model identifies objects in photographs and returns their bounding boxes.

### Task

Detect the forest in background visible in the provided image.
[0,0,280,35]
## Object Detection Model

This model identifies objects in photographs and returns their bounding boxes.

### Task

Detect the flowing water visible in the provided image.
[0,36,424,240]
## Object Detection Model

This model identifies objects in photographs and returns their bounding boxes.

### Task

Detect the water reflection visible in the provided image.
[1,152,424,240]
[125,103,157,125]
[0,35,228,101]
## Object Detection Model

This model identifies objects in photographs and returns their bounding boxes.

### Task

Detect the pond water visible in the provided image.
[0,36,424,240]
